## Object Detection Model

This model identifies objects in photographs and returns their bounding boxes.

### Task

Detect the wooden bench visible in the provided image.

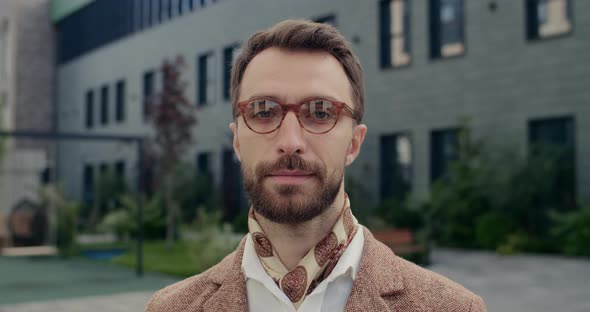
[372,228,429,264]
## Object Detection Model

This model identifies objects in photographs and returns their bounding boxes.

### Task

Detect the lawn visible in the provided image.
[111,239,238,277]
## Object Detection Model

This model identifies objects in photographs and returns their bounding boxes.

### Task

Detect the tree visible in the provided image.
[146,55,197,249]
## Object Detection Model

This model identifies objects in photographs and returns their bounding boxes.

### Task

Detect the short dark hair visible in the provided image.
[230,19,365,123]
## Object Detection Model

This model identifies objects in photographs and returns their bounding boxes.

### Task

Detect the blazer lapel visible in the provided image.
[345,227,405,312]
[202,228,405,312]
[204,237,249,312]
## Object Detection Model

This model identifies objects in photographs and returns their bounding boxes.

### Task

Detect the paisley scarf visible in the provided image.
[247,195,358,309]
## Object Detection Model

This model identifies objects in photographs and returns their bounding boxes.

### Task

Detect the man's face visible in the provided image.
[230,47,366,224]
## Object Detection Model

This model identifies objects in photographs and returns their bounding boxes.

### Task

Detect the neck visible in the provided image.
[254,187,346,271]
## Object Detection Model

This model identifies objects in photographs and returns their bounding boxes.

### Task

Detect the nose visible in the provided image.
[275,111,306,155]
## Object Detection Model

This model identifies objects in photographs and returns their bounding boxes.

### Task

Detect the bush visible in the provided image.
[232,211,249,234]
[112,209,242,277]
[40,186,81,257]
[172,163,219,224]
[99,193,166,240]
[475,212,514,250]
[376,198,424,231]
[428,127,491,248]
[424,124,577,254]
[550,205,590,256]
[98,209,133,240]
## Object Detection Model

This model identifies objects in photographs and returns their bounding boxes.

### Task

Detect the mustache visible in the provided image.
[256,155,324,180]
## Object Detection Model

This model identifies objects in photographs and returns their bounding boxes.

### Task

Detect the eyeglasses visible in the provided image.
[236,97,357,134]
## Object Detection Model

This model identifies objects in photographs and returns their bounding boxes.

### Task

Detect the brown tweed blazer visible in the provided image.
[146,228,486,311]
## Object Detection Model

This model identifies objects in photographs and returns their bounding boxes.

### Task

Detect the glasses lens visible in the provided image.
[300,99,338,133]
[244,99,283,133]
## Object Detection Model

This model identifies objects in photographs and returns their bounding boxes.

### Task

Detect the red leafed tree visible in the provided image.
[147,55,197,249]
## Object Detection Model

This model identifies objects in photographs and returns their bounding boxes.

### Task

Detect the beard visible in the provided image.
[242,154,343,224]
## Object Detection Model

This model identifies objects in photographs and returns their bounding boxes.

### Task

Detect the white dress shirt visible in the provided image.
[242,226,365,312]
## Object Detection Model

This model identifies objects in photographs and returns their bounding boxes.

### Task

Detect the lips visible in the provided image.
[269,170,314,177]
[267,170,315,184]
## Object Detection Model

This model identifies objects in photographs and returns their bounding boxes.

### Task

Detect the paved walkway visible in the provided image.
[1,249,589,311]
[429,249,590,312]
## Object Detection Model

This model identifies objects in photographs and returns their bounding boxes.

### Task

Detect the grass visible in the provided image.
[111,239,238,277]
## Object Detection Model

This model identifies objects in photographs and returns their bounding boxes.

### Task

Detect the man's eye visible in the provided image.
[312,111,330,119]
[254,110,274,118]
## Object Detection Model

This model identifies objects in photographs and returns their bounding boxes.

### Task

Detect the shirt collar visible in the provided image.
[242,225,365,287]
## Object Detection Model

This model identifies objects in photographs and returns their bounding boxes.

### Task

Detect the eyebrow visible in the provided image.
[246,93,341,102]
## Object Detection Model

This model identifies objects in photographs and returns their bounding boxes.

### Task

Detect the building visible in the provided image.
[0,0,55,247]
[52,0,590,223]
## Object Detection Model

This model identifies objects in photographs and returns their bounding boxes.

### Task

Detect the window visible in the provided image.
[197,152,211,175]
[528,116,576,208]
[143,70,155,119]
[83,164,95,206]
[529,116,574,146]
[180,0,192,14]
[380,0,411,68]
[99,163,109,176]
[100,85,109,125]
[160,0,170,22]
[151,0,160,25]
[170,0,180,18]
[134,0,144,31]
[223,45,240,100]
[0,19,9,79]
[429,0,465,59]
[430,128,459,183]
[526,0,572,40]
[143,0,152,28]
[85,90,94,129]
[40,167,52,185]
[187,0,196,11]
[197,53,215,106]
[380,133,413,201]
[115,80,126,122]
[115,160,126,180]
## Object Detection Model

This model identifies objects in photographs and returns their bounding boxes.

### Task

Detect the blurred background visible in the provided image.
[0,0,589,311]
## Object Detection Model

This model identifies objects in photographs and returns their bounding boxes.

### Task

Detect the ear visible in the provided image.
[229,122,241,162]
[345,124,367,166]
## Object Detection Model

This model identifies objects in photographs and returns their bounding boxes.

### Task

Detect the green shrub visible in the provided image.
[98,209,133,240]
[40,186,80,257]
[424,123,577,254]
[475,212,514,250]
[550,205,590,256]
[376,198,424,231]
[104,193,167,240]
[232,211,249,234]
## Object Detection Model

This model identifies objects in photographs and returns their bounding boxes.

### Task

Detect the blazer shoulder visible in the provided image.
[393,256,486,311]
[145,249,239,312]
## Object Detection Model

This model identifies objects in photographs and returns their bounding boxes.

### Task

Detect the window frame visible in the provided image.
[100,85,109,126]
[143,70,155,120]
[222,44,240,101]
[85,90,94,129]
[525,0,573,41]
[115,79,126,123]
[430,127,460,184]
[428,0,466,60]
[197,51,215,106]
[379,0,412,69]
[380,132,414,201]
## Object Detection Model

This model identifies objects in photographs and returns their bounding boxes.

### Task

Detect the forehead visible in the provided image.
[240,47,353,104]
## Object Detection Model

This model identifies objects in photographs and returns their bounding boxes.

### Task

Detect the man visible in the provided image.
[147,20,486,312]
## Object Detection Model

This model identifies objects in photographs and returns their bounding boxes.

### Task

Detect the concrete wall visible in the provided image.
[55,0,590,205]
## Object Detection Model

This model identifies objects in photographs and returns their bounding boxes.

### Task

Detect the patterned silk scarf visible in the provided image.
[247,195,359,309]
